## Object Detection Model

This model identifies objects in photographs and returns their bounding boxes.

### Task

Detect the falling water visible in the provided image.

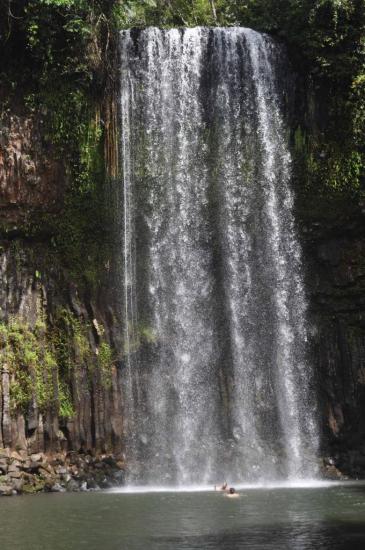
[119,27,319,486]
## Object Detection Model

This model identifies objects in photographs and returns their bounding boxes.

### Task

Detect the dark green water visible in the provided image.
[0,483,365,549]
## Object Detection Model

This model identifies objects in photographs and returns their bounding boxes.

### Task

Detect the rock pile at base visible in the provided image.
[0,449,125,496]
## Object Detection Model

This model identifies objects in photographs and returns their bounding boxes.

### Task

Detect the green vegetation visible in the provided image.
[0,309,115,415]
[0,317,65,414]
[97,341,115,390]
[54,308,115,391]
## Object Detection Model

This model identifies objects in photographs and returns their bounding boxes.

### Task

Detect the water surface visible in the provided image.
[1,483,365,549]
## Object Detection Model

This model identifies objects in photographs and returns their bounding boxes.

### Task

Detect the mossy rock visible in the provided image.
[22,480,46,494]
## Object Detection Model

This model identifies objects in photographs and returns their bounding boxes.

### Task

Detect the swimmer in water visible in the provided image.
[225,487,239,498]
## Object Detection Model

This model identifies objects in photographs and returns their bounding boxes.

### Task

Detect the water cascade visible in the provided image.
[119,27,319,486]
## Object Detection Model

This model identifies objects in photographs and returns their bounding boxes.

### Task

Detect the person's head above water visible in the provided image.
[229,487,236,494]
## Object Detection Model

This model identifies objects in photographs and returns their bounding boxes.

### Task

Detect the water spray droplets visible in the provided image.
[119,27,319,486]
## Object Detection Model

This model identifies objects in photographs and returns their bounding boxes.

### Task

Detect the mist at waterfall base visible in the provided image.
[119,27,319,488]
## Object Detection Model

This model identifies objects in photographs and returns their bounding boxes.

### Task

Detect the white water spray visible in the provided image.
[119,27,319,486]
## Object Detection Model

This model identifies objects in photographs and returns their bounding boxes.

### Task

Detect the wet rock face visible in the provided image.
[0,242,124,458]
[303,215,365,475]
[0,107,124,462]
[0,113,65,223]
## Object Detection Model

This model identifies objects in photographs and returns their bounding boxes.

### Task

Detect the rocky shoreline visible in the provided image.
[0,449,125,496]
[0,447,362,497]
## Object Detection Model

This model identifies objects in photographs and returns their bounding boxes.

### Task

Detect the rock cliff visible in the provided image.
[303,213,365,477]
[0,104,125,471]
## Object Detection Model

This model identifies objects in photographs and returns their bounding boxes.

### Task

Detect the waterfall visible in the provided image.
[119,27,319,486]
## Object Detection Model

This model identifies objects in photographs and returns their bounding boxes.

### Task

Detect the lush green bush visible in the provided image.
[0,317,74,416]
[0,310,114,415]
